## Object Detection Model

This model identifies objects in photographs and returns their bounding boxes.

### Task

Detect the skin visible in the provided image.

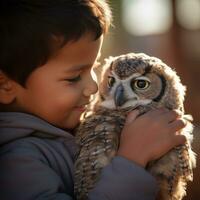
[118,108,186,167]
[0,32,186,167]
[1,33,103,130]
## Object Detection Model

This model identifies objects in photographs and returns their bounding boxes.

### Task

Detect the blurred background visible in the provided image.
[100,0,200,199]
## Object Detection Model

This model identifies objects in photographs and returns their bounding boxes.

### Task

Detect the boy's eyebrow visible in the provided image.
[66,64,93,72]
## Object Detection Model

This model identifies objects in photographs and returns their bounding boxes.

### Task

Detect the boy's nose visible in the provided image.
[83,75,98,97]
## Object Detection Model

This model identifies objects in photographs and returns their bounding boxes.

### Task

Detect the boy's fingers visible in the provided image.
[169,118,186,132]
[159,110,180,123]
[173,134,187,146]
[146,107,169,117]
[165,110,182,123]
[126,110,140,124]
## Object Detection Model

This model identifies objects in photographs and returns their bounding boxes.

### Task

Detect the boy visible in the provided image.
[0,0,186,200]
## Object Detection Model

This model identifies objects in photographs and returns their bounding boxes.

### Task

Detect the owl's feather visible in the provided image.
[74,53,196,200]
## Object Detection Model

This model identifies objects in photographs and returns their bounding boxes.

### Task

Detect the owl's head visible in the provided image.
[96,53,186,112]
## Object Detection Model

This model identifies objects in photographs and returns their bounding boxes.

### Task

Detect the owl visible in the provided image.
[74,53,196,200]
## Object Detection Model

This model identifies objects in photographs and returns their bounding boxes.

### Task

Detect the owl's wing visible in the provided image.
[175,118,196,181]
[175,142,196,181]
[74,109,125,200]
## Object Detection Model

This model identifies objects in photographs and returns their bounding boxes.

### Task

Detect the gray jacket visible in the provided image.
[0,112,158,200]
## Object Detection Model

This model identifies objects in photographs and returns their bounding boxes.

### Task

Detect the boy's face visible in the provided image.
[12,33,103,130]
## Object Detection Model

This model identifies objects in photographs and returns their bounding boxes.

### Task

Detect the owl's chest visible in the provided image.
[76,110,126,149]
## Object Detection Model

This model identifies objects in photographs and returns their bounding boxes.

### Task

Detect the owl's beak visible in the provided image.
[114,84,126,107]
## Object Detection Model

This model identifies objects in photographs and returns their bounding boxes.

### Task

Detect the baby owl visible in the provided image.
[74,53,196,200]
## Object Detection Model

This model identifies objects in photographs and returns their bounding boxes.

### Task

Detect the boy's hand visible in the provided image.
[117,108,186,167]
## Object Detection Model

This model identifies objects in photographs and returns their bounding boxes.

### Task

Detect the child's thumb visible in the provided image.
[125,110,140,124]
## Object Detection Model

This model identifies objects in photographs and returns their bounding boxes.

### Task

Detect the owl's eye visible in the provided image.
[134,79,150,90]
[108,76,115,88]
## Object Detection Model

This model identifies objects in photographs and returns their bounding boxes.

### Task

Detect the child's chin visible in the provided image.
[63,121,80,131]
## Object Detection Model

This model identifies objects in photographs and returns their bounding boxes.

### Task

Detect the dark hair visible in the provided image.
[0,0,112,85]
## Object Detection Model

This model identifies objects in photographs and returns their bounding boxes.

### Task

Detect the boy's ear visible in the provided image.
[0,70,17,104]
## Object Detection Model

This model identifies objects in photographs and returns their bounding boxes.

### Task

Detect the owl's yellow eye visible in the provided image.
[134,79,150,90]
[108,76,115,88]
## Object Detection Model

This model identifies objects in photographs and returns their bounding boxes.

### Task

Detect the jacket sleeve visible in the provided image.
[0,145,73,200]
[0,145,157,200]
[88,156,158,200]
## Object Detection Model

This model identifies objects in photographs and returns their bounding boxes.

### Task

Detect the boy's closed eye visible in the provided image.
[64,61,101,83]
[66,75,81,83]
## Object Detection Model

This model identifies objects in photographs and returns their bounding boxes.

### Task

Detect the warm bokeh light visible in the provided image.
[176,0,200,30]
[122,0,173,36]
